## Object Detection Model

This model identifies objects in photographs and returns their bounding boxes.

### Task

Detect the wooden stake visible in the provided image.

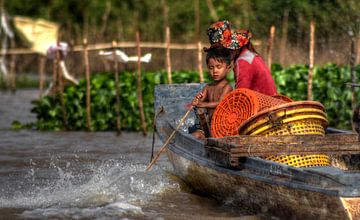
[197,41,204,82]
[136,31,147,136]
[308,20,315,101]
[194,0,200,42]
[146,107,193,171]
[83,38,92,131]
[165,26,172,84]
[51,53,57,95]
[9,47,16,93]
[350,37,357,131]
[112,40,121,135]
[205,0,219,21]
[55,48,68,130]
[279,8,289,66]
[267,25,275,69]
[38,55,46,98]
[356,37,360,64]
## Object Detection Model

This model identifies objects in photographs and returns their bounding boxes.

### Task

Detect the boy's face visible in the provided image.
[207,58,230,82]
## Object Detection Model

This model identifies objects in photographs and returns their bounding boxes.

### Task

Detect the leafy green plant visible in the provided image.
[27,65,358,131]
[272,63,355,129]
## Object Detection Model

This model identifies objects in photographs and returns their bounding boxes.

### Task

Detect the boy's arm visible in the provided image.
[192,85,208,106]
[195,84,233,109]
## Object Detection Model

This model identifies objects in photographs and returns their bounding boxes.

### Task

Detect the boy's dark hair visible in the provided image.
[205,46,231,66]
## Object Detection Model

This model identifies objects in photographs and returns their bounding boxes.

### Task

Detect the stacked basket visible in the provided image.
[211,88,288,138]
[211,88,330,168]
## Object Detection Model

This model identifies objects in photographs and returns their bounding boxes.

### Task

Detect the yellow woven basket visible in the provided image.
[238,101,330,168]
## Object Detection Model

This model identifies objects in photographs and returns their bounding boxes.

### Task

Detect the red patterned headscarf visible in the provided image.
[206,20,252,50]
[229,29,252,50]
[206,20,232,49]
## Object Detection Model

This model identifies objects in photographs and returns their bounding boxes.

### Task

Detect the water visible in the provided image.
[0,89,262,220]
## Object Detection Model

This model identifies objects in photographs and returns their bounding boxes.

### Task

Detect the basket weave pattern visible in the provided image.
[238,101,330,167]
[211,88,287,138]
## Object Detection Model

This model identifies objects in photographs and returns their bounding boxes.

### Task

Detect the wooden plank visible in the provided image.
[206,133,358,151]
[205,133,360,157]
[229,143,360,156]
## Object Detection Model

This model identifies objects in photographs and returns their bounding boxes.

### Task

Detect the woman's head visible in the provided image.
[229,29,252,50]
[207,20,232,48]
[206,20,253,51]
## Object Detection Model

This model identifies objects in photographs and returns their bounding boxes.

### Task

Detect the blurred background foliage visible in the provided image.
[3,0,360,71]
[5,0,360,45]
[4,0,360,131]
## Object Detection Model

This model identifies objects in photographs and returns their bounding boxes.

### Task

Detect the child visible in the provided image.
[191,46,233,140]
[207,20,277,96]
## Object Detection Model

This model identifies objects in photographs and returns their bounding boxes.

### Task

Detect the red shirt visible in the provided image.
[234,49,278,96]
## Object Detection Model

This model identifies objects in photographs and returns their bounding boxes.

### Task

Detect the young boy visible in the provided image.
[191,46,233,140]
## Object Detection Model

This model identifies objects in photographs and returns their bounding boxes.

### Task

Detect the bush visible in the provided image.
[27,64,358,131]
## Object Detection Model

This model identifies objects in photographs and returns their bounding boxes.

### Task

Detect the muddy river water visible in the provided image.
[0,90,263,220]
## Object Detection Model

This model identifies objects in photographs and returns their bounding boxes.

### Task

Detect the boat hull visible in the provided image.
[166,148,360,219]
[154,83,360,220]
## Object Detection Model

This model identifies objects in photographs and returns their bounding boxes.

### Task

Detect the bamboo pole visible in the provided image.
[350,37,357,131]
[83,38,92,131]
[112,40,121,135]
[165,27,172,84]
[146,107,193,171]
[267,25,275,69]
[51,53,57,95]
[356,37,360,64]
[308,20,315,101]
[4,41,262,54]
[279,8,289,65]
[9,45,16,93]
[38,55,46,98]
[136,31,147,136]
[194,0,200,42]
[205,0,219,21]
[55,48,68,130]
[197,41,204,82]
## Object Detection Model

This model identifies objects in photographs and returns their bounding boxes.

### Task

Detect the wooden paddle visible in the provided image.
[145,106,193,171]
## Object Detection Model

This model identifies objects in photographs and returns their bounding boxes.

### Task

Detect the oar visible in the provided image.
[145,106,193,171]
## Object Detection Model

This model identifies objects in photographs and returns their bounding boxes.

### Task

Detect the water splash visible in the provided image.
[0,157,179,219]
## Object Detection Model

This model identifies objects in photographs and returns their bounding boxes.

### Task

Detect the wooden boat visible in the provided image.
[154,83,360,220]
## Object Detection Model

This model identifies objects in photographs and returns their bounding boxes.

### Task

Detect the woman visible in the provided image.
[206,21,278,96]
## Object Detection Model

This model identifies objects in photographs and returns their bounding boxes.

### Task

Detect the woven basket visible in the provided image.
[239,101,330,167]
[211,88,289,138]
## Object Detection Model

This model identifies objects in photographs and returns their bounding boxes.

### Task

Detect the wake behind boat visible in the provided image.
[154,83,360,220]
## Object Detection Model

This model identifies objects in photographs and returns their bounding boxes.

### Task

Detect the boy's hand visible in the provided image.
[192,92,204,106]
[192,97,199,106]
[195,92,204,100]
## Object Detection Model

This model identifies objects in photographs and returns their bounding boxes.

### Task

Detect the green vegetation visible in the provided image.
[5,1,360,46]
[27,64,357,131]
[29,70,206,131]
[272,64,356,129]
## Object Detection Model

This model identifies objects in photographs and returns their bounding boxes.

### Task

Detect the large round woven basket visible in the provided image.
[211,88,289,138]
[238,101,330,167]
